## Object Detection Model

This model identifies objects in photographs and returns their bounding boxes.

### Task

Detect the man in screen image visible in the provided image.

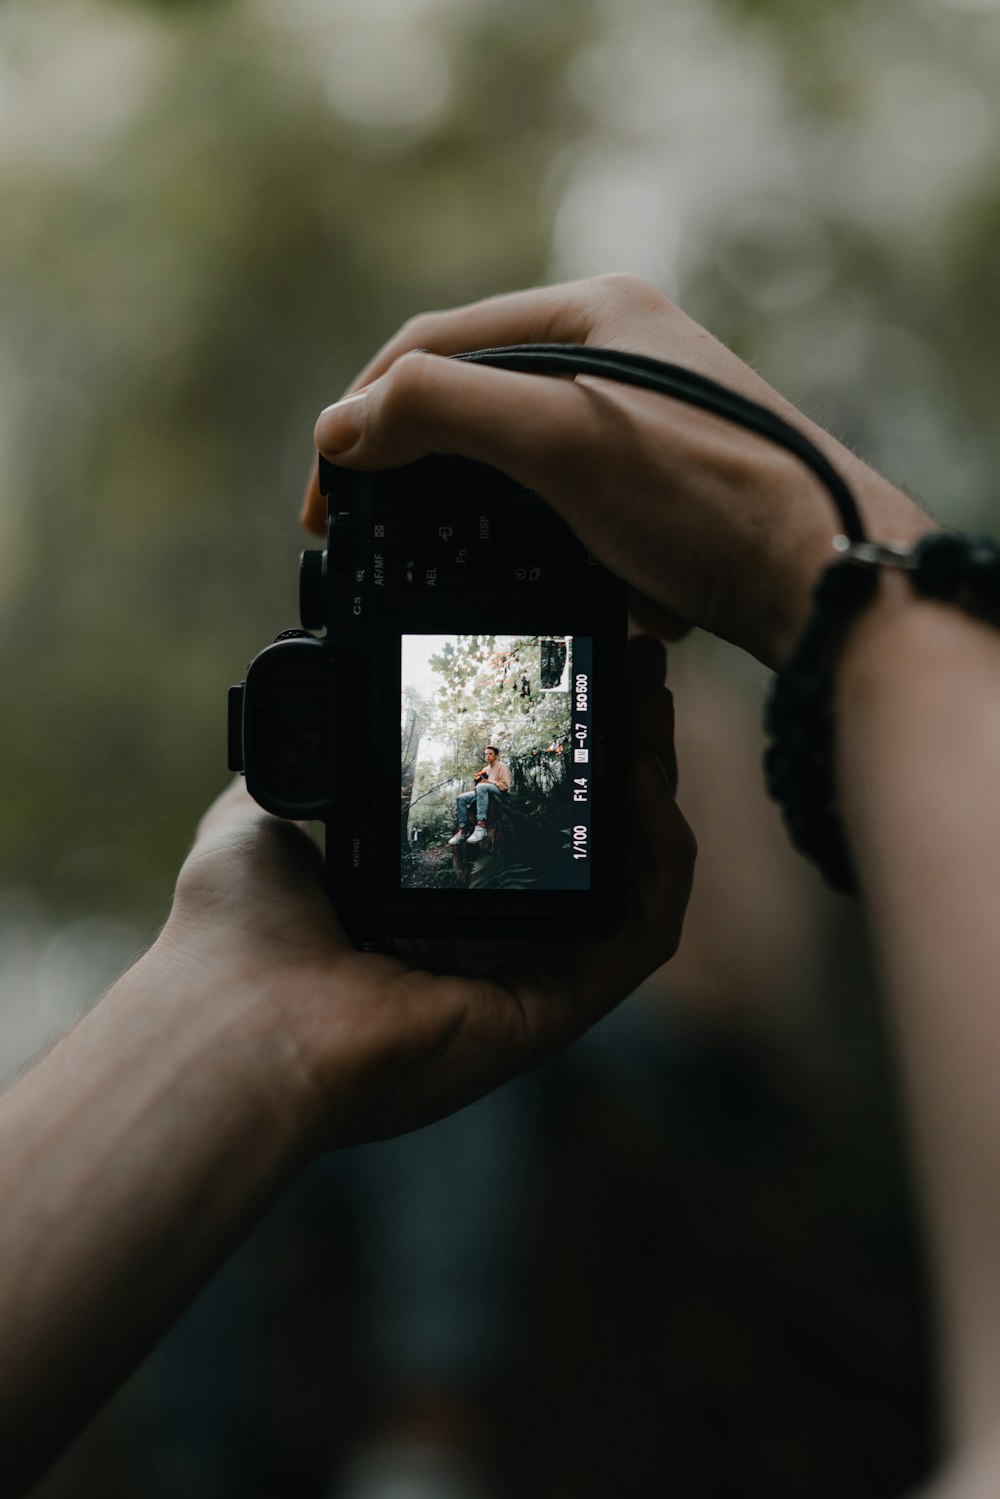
[448,745,511,846]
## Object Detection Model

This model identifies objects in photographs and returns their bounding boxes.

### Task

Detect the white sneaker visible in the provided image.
[466,825,487,846]
[447,830,466,846]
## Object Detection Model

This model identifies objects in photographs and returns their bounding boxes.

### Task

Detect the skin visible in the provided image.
[4,271,994,1492]
[0,632,693,1495]
[834,588,1000,1495]
[305,273,932,668]
[306,275,1000,1492]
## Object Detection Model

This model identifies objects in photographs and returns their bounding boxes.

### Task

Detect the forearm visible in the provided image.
[835,585,1000,1453]
[0,933,322,1492]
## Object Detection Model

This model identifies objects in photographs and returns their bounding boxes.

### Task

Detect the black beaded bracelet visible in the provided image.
[763,530,1000,894]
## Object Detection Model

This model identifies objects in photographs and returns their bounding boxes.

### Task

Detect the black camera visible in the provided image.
[228,452,627,946]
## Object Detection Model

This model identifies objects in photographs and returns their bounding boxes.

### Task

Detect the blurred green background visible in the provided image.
[4,0,998,1491]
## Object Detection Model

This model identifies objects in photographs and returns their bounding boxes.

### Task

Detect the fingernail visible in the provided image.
[315,391,367,456]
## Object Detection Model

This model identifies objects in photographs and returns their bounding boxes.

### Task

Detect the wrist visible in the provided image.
[766,462,934,671]
[763,516,840,669]
[145,920,334,1156]
[836,573,997,706]
[765,526,965,892]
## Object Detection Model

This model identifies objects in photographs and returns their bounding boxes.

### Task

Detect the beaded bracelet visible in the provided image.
[763,530,1000,893]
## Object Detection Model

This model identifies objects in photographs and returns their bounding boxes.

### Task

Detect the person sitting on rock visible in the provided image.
[448,746,511,847]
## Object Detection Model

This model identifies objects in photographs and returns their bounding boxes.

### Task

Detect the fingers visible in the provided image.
[627,752,696,965]
[627,632,667,694]
[342,280,603,396]
[191,777,263,847]
[301,278,603,534]
[342,635,694,1132]
[628,589,692,643]
[627,635,678,795]
[307,349,621,545]
[631,751,694,891]
[180,779,335,929]
[301,274,667,535]
[490,750,694,1064]
[313,350,603,492]
[495,653,692,1046]
[403,640,689,1034]
[194,779,321,852]
[301,452,324,538]
[579,749,694,1010]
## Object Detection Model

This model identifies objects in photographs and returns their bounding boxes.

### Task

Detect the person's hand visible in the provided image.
[159,634,694,1149]
[303,274,932,668]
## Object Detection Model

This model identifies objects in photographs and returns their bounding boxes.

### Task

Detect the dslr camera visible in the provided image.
[228,453,627,946]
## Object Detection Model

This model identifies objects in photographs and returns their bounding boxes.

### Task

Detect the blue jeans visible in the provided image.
[456,781,503,825]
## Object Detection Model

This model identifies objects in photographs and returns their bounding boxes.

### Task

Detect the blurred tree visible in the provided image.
[0,0,591,919]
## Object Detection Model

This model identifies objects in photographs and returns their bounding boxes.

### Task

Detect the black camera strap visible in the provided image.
[453,343,867,545]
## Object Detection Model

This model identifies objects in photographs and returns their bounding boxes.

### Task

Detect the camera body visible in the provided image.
[228,453,627,946]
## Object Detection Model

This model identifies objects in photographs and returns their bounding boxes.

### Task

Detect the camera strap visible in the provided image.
[454,345,990,899]
[453,343,867,544]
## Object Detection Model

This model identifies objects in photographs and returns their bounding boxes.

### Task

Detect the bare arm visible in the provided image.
[0,941,324,1489]
[836,586,1000,1486]
[0,635,692,1493]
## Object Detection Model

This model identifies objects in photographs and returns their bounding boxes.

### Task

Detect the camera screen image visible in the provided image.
[400,634,593,893]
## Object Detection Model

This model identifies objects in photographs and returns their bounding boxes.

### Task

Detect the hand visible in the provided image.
[304,274,932,668]
[162,634,694,1148]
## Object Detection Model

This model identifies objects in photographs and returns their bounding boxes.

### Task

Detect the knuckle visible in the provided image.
[398,310,438,345]
[595,271,659,303]
[380,348,438,420]
[592,271,677,322]
[397,303,468,349]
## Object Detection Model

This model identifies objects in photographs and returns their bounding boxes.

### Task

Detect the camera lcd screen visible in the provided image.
[400,634,593,892]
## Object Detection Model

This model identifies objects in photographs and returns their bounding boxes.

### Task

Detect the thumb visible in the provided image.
[313,350,598,498]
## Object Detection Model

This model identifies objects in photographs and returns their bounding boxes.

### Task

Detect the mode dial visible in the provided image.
[299,549,327,631]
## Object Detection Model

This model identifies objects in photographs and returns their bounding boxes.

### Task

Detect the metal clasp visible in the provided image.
[832,536,917,570]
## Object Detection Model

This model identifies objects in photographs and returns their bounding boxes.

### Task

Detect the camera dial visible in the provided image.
[299,549,327,631]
